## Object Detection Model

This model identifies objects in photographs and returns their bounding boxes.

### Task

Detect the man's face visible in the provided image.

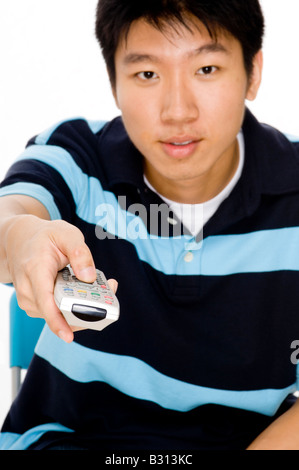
[113,17,262,203]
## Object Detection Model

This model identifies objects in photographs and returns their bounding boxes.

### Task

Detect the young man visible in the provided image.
[1,0,299,450]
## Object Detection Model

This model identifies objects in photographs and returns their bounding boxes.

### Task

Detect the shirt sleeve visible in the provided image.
[0,118,107,223]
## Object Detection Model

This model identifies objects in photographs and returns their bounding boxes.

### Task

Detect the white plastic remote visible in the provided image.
[54,265,119,331]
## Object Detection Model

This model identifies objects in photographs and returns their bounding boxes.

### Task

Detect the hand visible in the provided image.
[5,214,116,342]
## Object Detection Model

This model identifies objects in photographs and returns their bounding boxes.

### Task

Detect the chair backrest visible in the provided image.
[9,291,45,370]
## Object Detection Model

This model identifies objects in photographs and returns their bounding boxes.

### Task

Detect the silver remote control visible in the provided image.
[54,265,119,331]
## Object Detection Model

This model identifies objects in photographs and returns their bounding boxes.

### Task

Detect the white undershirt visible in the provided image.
[144,132,245,237]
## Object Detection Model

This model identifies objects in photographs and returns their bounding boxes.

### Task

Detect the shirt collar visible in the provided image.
[242,108,299,197]
[98,108,299,204]
[97,117,144,189]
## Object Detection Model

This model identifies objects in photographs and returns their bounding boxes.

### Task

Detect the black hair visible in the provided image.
[95,0,265,88]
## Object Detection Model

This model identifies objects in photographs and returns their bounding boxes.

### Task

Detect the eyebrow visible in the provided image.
[123,42,230,65]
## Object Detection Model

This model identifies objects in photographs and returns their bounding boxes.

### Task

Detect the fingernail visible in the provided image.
[108,279,118,293]
[58,330,72,343]
[78,266,95,282]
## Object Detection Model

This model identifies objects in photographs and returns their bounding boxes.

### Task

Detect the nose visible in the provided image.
[160,75,199,124]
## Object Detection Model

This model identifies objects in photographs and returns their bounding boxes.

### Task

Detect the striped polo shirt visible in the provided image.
[1,108,299,450]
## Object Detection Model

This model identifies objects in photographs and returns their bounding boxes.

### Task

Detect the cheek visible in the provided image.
[205,80,246,127]
[119,94,147,126]
[120,108,155,157]
[211,79,247,109]
[122,111,151,142]
[120,98,159,148]
[116,80,160,123]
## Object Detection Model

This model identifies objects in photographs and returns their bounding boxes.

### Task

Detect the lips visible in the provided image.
[161,136,200,158]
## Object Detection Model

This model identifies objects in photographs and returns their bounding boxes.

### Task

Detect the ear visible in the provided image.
[246,50,263,101]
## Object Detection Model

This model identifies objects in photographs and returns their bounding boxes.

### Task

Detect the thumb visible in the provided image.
[52,221,96,282]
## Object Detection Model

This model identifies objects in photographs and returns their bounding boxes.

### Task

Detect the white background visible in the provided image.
[0,0,298,426]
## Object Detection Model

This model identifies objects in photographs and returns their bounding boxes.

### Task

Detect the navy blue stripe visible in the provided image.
[34,327,296,417]
[34,118,106,145]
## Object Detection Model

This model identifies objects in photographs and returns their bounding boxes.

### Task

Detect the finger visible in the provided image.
[52,223,96,283]
[19,283,74,343]
[40,293,74,343]
[29,264,74,343]
[107,278,118,293]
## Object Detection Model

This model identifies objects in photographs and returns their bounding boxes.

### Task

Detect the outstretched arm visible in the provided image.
[0,194,98,343]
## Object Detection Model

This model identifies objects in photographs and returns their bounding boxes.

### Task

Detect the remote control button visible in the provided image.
[91,292,101,297]
[78,290,87,298]
[71,304,107,322]
[78,284,96,291]
[63,288,74,296]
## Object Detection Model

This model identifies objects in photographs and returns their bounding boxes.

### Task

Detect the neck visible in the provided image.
[145,138,240,204]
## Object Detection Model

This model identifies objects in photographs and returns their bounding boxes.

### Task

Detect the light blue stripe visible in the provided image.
[0,423,74,450]
[6,142,299,276]
[15,144,111,225]
[86,119,107,135]
[284,133,299,143]
[201,228,299,275]
[15,145,93,216]
[34,326,296,417]
[0,182,61,220]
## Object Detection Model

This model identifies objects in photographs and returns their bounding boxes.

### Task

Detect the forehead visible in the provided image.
[115,16,240,62]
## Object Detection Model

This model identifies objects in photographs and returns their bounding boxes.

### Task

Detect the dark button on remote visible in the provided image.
[71,304,107,322]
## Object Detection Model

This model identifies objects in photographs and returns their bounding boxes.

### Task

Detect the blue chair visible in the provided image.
[9,291,45,400]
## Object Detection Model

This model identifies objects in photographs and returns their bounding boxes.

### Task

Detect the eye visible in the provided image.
[136,71,158,81]
[197,66,218,76]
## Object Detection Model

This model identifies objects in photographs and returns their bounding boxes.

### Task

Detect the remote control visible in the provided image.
[54,265,119,331]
